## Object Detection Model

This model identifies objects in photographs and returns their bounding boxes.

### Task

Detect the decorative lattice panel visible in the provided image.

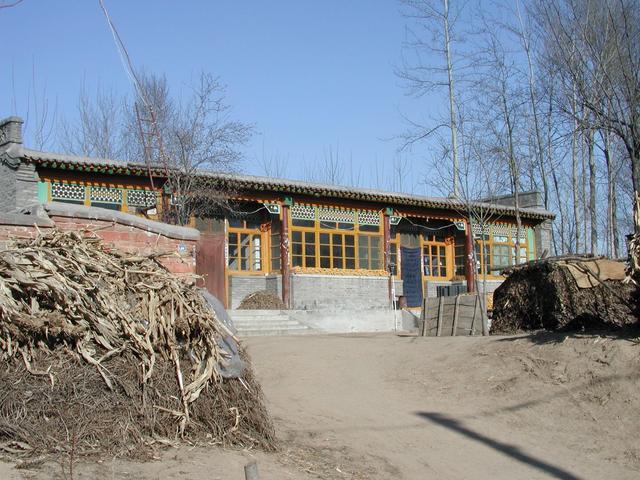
[90,186,122,204]
[318,207,355,224]
[127,189,156,207]
[51,183,85,202]
[492,224,511,237]
[358,210,380,226]
[291,204,316,221]
[511,226,527,241]
[471,223,490,235]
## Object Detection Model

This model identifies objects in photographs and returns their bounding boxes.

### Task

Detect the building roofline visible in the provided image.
[20,146,555,221]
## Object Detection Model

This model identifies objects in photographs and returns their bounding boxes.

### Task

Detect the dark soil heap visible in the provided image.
[491,258,638,334]
[238,290,286,310]
[0,230,276,457]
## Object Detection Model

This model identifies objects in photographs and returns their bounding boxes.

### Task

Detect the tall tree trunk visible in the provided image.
[587,127,597,254]
[443,0,459,197]
[516,0,548,210]
[502,94,522,264]
[571,91,581,253]
[602,127,615,257]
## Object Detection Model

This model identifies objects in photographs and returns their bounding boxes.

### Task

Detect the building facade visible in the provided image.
[0,116,554,311]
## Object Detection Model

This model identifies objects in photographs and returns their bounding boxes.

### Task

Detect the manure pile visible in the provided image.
[491,257,638,334]
[0,230,275,457]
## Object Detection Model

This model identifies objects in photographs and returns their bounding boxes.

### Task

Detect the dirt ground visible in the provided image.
[2,331,639,479]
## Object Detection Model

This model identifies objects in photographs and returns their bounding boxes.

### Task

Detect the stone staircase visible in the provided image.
[229,310,315,336]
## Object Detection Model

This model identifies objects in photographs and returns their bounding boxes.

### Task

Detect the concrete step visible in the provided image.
[230,309,289,317]
[232,320,304,328]
[238,326,315,337]
[229,310,315,336]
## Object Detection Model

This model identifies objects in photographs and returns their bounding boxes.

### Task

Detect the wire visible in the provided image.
[398,215,459,232]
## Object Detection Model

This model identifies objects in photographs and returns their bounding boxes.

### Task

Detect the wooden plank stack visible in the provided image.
[421,294,484,337]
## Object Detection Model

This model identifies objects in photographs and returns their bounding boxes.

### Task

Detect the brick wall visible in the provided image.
[290,274,390,310]
[0,207,198,279]
[0,162,17,213]
[51,215,197,277]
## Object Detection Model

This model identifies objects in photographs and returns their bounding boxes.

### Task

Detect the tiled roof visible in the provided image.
[22,148,555,221]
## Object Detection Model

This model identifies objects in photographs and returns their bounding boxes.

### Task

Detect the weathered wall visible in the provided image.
[290,274,390,310]
[0,203,199,279]
[0,162,16,213]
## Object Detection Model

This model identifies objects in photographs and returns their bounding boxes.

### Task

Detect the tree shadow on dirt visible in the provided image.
[492,325,640,345]
[416,411,583,480]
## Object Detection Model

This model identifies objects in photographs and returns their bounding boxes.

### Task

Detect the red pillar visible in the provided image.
[465,221,476,293]
[280,204,291,308]
[383,213,392,303]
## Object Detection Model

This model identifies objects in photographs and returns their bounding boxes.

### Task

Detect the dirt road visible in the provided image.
[249,332,640,479]
[2,332,639,479]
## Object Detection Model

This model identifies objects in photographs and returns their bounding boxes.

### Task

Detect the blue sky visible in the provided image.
[1,1,445,193]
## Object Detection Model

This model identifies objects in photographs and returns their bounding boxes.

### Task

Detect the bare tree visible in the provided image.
[59,84,124,159]
[398,0,473,197]
[535,0,640,235]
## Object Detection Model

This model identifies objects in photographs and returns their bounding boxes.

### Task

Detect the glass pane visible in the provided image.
[305,231,315,244]
[292,243,302,255]
[332,234,343,246]
[292,230,302,243]
[320,257,330,268]
[333,244,342,258]
[423,250,431,275]
[337,222,353,230]
[345,258,355,269]
[240,258,248,270]
[228,218,244,228]
[320,221,337,229]
[345,235,355,246]
[333,256,344,269]
[305,243,315,256]
[359,224,379,232]
[320,233,330,245]
[240,234,250,260]
[305,256,316,268]
[292,255,302,267]
[252,235,261,270]
[292,218,315,228]
[345,246,355,259]
[320,244,330,256]
[359,257,368,269]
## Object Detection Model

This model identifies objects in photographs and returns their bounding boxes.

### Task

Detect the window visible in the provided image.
[423,243,448,278]
[358,234,381,270]
[292,230,316,268]
[473,223,530,276]
[454,240,466,276]
[227,216,264,272]
[475,241,491,276]
[49,182,157,215]
[270,217,281,272]
[422,234,450,279]
[228,232,262,271]
[289,204,382,271]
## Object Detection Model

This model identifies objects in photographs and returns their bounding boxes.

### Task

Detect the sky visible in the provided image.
[1,1,446,194]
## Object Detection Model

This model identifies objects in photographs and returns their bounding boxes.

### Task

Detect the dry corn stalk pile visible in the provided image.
[0,230,275,456]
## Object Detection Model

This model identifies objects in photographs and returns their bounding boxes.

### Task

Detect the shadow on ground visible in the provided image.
[416,411,583,480]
